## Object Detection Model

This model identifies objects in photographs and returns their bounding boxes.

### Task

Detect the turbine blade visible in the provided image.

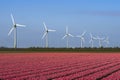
[48,29,56,32]
[11,14,15,25]
[43,22,47,31]
[69,34,74,37]
[62,35,67,39]
[81,31,86,36]
[8,27,14,36]
[16,24,26,27]
[93,37,97,40]
[42,32,47,39]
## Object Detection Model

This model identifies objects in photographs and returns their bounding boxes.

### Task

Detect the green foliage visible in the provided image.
[0,47,120,53]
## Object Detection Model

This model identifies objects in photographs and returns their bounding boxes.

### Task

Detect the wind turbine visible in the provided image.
[8,14,26,48]
[89,33,97,48]
[104,37,109,47]
[76,31,86,48]
[42,22,56,48]
[96,36,104,48]
[62,26,73,48]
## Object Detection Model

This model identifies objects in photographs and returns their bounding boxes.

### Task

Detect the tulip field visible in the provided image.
[0,52,120,80]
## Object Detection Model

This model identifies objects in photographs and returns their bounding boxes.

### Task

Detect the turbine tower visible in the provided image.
[89,33,97,48]
[8,14,26,48]
[76,31,86,48]
[62,26,73,48]
[104,37,109,47]
[42,22,56,48]
[96,36,104,48]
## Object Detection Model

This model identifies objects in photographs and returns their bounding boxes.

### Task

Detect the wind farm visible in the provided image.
[0,14,113,49]
[0,13,116,50]
[0,13,118,52]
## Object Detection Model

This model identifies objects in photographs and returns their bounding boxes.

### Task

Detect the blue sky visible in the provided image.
[0,0,120,48]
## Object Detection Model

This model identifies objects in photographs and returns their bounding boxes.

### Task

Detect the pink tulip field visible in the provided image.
[0,52,120,80]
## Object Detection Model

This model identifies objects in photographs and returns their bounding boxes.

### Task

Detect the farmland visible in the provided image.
[0,52,120,80]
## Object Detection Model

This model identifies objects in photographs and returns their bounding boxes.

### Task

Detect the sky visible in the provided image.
[0,0,120,48]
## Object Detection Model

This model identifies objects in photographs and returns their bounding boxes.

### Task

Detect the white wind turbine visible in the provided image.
[8,14,26,48]
[62,26,73,48]
[76,31,86,48]
[89,33,97,48]
[96,36,104,48]
[104,37,109,47]
[42,22,56,48]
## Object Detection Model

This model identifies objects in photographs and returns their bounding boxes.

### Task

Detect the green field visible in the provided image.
[0,48,120,53]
